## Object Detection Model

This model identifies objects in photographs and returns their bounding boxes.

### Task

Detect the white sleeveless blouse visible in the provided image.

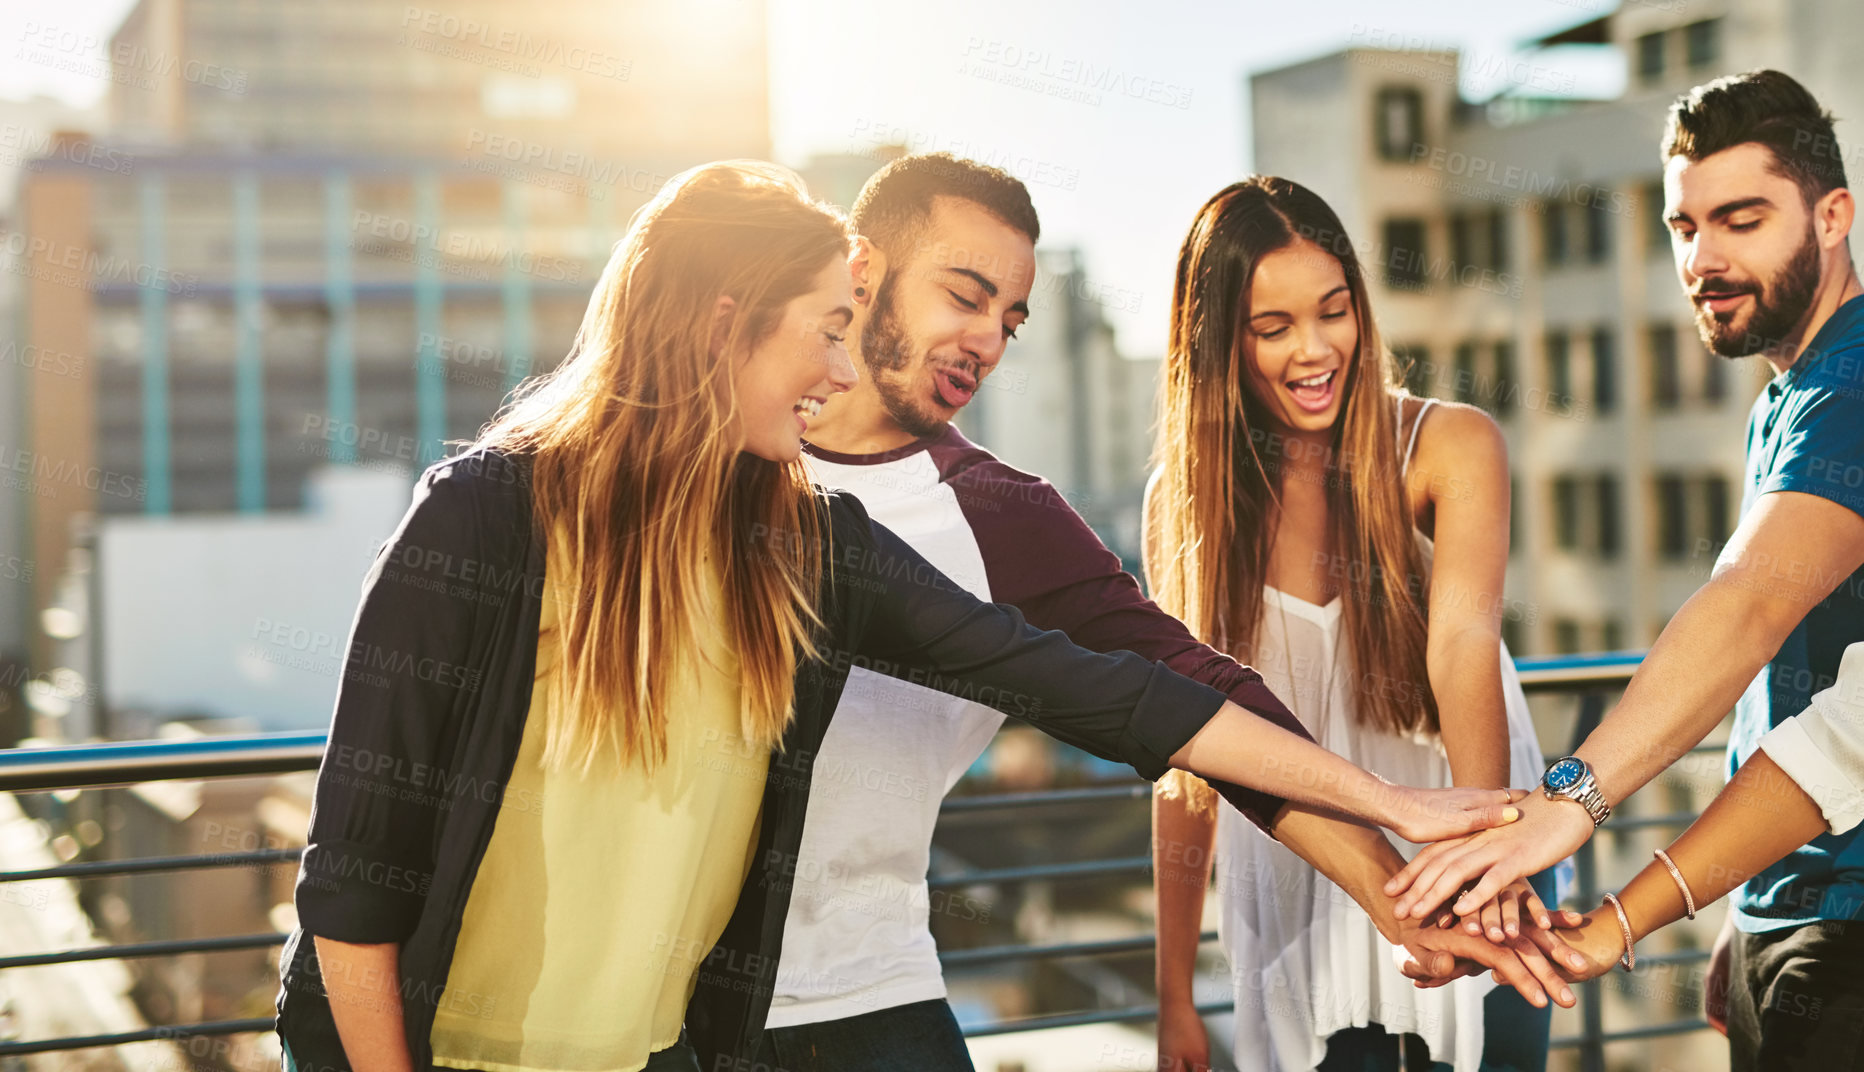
[1213,399,1547,1071]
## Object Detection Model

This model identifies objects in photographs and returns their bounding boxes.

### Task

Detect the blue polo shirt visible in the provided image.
[1729,293,1864,933]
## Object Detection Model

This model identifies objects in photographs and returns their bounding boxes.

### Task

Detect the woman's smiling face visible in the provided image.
[728,255,859,462]
[1241,238,1359,434]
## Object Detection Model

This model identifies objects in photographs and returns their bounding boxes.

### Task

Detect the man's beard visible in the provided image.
[1694,227,1822,358]
[860,275,948,439]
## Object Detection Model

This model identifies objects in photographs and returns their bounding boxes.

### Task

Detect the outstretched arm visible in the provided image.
[1151,771,1579,1013]
[1270,805,1577,1008]
[1513,747,1830,986]
[845,501,1525,837]
[1167,702,1528,843]
[1523,639,1864,980]
[973,459,1324,832]
[1388,489,1864,921]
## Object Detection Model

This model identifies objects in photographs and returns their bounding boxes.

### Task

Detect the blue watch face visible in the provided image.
[1545,758,1585,791]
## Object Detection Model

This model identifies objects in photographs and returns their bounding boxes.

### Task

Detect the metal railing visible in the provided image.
[0,650,1710,1070]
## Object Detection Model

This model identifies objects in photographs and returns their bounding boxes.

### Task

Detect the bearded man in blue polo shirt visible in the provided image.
[1384,68,1864,1072]
[1694,73,1864,1070]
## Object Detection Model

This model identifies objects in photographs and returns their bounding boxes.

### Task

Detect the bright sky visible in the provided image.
[3,0,1624,354]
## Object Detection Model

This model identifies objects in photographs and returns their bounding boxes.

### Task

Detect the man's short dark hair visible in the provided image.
[1662,68,1848,207]
[849,152,1040,260]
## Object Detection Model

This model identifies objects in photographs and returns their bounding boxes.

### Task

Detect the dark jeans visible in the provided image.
[642,1034,704,1072]
[751,998,973,1072]
[1726,918,1864,1072]
[1318,868,1556,1072]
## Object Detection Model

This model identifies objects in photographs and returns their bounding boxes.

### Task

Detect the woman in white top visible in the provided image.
[1148,176,1572,1072]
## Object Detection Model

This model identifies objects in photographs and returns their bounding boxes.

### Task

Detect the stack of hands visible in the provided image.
[1379,785,1642,1008]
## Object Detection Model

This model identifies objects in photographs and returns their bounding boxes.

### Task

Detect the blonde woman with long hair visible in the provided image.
[1149,177,1572,1072]
[274,163,1566,1072]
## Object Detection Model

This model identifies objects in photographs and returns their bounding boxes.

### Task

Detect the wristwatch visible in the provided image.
[1541,755,1611,826]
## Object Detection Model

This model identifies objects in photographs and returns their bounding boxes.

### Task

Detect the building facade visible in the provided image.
[11,0,772,676]
[1252,0,1861,655]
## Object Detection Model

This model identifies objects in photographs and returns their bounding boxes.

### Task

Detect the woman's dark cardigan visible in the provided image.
[273,446,1247,1070]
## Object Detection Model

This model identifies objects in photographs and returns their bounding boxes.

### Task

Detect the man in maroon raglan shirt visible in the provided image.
[743,154,1573,1072]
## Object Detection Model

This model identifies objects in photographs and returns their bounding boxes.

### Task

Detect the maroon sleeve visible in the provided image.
[935,449,1310,831]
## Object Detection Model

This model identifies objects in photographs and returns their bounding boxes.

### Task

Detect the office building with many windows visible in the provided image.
[1251,0,1861,654]
[9,0,771,671]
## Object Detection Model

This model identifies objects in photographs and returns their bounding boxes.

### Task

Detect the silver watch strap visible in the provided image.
[1574,784,1611,826]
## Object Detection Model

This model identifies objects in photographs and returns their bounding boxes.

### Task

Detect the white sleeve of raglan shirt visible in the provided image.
[1758,640,1864,835]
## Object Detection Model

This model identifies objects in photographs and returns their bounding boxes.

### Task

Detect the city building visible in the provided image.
[0,94,108,689]
[1251,0,1861,656]
[10,0,772,681]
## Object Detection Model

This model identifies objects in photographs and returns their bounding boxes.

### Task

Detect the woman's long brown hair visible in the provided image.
[1148,175,1436,738]
[470,160,850,775]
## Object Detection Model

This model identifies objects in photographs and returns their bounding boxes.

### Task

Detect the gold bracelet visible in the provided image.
[1602,892,1635,971]
[1653,848,1697,920]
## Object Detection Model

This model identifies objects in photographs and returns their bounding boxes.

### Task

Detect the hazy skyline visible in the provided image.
[5,0,1628,353]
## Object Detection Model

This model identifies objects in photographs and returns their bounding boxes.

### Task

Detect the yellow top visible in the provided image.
[430,550,767,1072]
